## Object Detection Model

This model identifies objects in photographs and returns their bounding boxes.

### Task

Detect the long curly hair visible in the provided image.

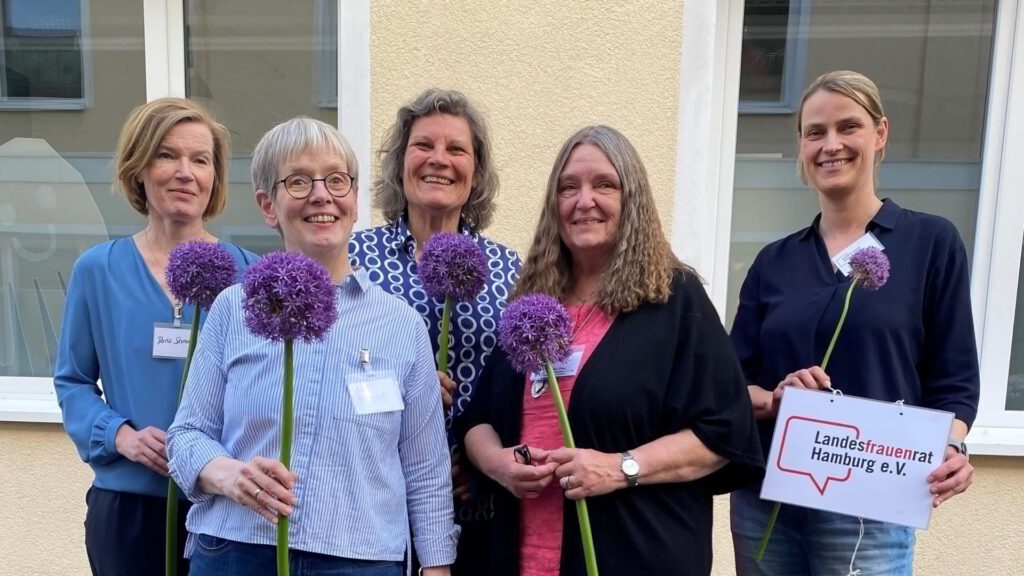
[515,125,691,314]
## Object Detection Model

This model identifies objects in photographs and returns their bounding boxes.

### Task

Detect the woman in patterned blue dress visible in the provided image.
[348,88,520,574]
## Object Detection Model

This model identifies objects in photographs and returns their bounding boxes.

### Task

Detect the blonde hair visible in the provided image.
[114,98,230,219]
[515,125,690,314]
[796,70,887,185]
[374,88,498,231]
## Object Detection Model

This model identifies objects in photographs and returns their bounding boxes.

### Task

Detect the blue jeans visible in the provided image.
[731,485,916,575]
[189,534,404,576]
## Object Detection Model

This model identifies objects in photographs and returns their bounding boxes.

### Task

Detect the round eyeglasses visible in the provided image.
[275,171,354,199]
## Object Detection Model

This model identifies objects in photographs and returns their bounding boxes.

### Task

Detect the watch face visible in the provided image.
[622,458,640,476]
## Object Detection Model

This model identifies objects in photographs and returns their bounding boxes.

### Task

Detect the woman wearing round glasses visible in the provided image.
[167,117,457,575]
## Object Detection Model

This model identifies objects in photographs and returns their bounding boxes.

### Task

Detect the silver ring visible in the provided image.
[252,487,263,500]
[561,475,572,490]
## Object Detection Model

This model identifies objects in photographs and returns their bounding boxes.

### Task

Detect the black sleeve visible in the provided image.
[667,275,765,494]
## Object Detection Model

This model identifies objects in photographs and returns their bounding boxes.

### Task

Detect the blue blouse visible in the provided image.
[730,199,980,456]
[348,217,521,435]
[53,238,257,498]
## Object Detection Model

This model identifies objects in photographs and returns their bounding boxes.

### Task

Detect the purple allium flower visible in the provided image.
[499,293,572,374]
[849,247,890,292]
[418,232,488,302]
[166,240,238,310]
[242,251,338,342]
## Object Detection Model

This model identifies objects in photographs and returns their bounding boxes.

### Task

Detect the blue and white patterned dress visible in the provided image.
[349,216,521,442]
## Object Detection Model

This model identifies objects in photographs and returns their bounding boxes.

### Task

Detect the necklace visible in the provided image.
[570,301,601,343]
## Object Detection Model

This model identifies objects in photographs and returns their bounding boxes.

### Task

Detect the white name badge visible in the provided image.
[529,346,584,398]
[530,345,584,382]
[346,371,405,415]
[152,323,192,359]
[831,232,885,276]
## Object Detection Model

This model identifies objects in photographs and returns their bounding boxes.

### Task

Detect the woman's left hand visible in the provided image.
[549,447,622,500]
[438,371,456,410]
[927,445,973,507]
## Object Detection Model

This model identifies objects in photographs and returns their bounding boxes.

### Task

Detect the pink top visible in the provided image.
[518,302,614,576]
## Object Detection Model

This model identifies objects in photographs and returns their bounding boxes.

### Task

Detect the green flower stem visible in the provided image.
[437,296,453,375]
[545,360,599,576]
[166,305,201,576]
[756,279,859,562]
[819,279,858,373]
[278,339,294,576]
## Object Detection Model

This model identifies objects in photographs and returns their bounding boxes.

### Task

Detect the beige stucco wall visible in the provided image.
[4,422,1022,575]
[4,1,1024,574]
[370,0,683,252]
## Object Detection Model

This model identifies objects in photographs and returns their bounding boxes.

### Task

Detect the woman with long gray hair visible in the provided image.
[458,125,763,575]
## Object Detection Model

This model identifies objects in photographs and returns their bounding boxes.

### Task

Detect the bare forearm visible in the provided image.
[748,385,774,420]
[630,429,727,486]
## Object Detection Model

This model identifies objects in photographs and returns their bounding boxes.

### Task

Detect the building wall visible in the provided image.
[2,1,1022,574]
[3,422,1022,575]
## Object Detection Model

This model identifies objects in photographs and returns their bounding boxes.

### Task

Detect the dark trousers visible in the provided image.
[85,486,191,576]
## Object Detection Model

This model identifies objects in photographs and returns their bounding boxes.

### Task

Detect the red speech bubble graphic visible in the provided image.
[777,416,861,495]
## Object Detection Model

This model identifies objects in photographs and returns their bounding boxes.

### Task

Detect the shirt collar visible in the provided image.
[799,197,900,240]
[340,267,374,293]
[393,213,476,253]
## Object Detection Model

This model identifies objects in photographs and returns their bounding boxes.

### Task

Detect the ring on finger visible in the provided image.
[252,487,263,501]
[561,475,571,490]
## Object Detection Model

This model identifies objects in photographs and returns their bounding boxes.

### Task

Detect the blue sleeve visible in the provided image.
[730,251,766,388]
[400,320,459,566]
[167,288,234,502]
[53,252,129,465]
[919,224,980,426]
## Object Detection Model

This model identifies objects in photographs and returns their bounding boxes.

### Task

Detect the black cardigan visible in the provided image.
[455,270,765,576]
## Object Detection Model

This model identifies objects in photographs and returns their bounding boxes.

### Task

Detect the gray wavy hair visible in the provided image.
[374,88,498,231]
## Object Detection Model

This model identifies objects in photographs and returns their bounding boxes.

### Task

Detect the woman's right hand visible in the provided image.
[485,446,558,500]
[198,456,298,524]
[115,424,169,476]
[772,366,832,415]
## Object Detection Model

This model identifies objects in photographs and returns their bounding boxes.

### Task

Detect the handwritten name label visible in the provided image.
[153,323,192,359]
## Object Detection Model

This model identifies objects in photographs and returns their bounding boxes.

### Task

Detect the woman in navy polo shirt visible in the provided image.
[729,70,979,575]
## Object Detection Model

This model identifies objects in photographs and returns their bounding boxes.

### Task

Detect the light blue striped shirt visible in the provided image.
[167,268,458,566]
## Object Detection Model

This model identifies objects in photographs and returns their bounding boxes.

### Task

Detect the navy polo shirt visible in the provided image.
[730,198,980,456]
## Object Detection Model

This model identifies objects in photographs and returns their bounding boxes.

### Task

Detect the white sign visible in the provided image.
[761,388,953,529]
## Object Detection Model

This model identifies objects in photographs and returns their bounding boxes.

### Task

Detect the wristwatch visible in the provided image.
[947,437,968,458]
[620,451,640,488]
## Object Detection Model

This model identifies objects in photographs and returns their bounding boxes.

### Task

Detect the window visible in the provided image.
[0,0,145,388]
[738,0,809,114]
[0,0,89,110]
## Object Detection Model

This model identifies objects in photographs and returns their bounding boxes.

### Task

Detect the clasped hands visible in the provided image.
[490,445,624,501]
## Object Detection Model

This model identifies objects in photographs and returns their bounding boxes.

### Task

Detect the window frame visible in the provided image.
[0,0,92,111]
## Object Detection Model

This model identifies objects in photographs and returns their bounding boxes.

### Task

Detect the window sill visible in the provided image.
[0,377,61,423]
[967,426,1024,456]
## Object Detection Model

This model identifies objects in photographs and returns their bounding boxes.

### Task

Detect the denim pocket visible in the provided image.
[194,533,232,555]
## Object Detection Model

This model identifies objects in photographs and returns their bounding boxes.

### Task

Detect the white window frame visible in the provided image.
[0,0,371,422]
[0,0,92,111]
[676,0,1024,455]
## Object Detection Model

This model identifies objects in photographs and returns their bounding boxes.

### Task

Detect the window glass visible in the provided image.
[0,0,145,377]
[1,0,87,107]
[185,0,338,254]
[1007,246,1024,411]
[728,0,997,329]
